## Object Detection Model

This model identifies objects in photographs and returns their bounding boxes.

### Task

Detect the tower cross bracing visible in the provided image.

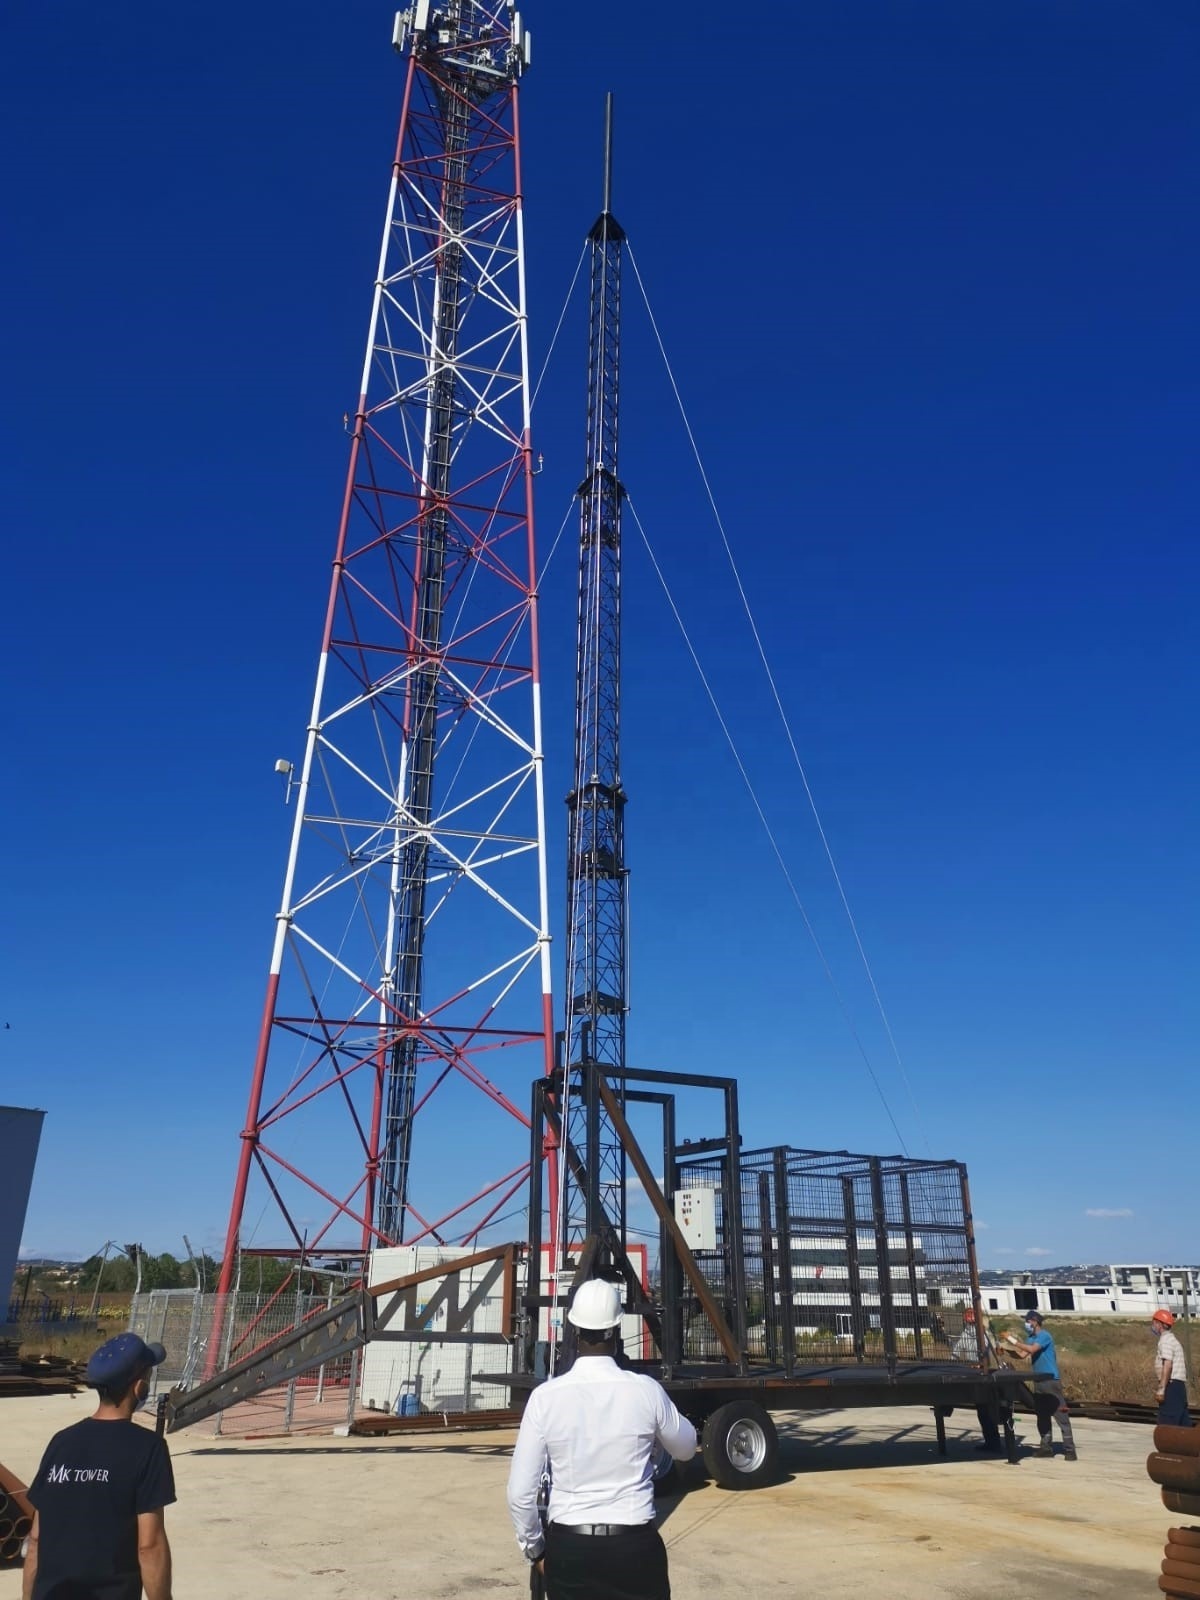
[218,3,552,1292]
[560,97,630,1252]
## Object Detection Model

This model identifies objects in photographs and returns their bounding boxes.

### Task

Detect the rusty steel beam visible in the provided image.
[162,1292,369,1434]
[368,1242,516,1300]
[349,1407,523,1435]
[594,1073,743,1367]
[538,1098,665,1352]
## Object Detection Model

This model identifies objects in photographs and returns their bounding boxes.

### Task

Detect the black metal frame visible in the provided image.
[528,1063,989,1388]
[526,1062,746,1376]
[169,1061,1024,1452]
[715,1145,981,1376]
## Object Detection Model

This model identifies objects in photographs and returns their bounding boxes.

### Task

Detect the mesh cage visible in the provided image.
[674,1147,981,1369]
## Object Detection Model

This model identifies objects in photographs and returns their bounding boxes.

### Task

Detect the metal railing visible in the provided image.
[129,1286,352,1420]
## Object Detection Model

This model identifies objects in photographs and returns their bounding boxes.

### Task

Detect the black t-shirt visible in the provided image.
[27,1417,176,1600]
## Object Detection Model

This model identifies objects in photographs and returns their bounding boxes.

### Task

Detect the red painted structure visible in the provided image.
[217,7,552,1301]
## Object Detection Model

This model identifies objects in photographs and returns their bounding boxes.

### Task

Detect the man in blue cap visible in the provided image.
[22,1332,176,1600]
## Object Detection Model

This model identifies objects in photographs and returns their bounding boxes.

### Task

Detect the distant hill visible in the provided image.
[979,1263,1198,1286]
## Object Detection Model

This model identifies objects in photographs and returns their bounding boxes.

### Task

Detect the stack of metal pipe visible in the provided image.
[1147,1425,1200,1597]
[0,1469,33,1566]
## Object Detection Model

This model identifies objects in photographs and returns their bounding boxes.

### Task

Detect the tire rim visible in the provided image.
[726,1418,768,1473]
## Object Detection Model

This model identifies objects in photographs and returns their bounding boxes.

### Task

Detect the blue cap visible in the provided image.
[85,1333,166,1390]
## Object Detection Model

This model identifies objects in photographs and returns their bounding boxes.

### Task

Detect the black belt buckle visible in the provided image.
[555,1522,645,1537]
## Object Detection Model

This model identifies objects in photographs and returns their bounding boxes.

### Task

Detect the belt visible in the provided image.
[550,1522,652,1538]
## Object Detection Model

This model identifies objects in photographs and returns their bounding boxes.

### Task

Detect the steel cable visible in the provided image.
[627,245,928,1153]
[627,496,909,1155]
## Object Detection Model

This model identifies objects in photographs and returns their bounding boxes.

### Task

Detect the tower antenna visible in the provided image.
[559,92,630,1256]
[216,6,552,1307]
[602,89,614,216]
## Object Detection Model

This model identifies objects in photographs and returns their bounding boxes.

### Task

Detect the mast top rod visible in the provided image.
[590,93,625,242]
[603,91,614,215]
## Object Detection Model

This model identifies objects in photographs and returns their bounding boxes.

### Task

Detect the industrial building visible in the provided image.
[976,1263,1200,1320]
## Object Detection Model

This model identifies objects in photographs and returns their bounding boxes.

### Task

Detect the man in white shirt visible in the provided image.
[506,1278,698,1600]
[951,1310,1004,1453]
[1152,1308,1193,1428]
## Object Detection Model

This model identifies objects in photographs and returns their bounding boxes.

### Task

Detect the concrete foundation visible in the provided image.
[0,1395,1168,1598]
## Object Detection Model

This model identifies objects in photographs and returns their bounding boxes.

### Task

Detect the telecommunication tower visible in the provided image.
[558,98,630,1253]
[217,2,552,1297]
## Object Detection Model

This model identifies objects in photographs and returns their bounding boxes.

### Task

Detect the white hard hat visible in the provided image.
[567,1279,623,1332]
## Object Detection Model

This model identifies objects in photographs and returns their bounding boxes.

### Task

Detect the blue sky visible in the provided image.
[2,2,1196,1271]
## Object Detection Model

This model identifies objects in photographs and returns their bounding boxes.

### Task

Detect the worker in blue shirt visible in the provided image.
[1001,1311,1078,1460]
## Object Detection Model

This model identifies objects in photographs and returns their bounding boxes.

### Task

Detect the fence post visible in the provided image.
[1183,1274,1195,1407]
[315,1283,334,1405]
[344,1345,361,1431]
[180,1287,204,1397]
[282,1273,304,1434]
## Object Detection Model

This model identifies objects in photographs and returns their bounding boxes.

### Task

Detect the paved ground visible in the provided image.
[0,1396,1173,1598]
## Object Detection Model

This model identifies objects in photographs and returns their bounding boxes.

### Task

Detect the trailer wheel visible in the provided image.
[702,1401,779,1489]
[651,1444,679,1497]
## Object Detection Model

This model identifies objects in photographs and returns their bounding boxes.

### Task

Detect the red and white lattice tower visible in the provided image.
[217,3,552,1295]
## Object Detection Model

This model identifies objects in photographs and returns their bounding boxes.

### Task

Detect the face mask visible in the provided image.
[1023,1322,1035,1335]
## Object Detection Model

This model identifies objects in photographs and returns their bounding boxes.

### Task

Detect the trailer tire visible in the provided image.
[1164,1491,1200,1518]
[702,1401,779,1490]
[1167,1529,1200,1552]
[651,1444,680,1497]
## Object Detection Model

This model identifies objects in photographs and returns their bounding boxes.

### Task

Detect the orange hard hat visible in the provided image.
[1152,1308,1175,1327]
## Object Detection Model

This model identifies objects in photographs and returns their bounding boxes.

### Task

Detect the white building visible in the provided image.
[786,1233,931,1316]
[976,1264,1200,1320]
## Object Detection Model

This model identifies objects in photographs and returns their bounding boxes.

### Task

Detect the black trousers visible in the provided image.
[1159,1380,1193,1428]
[545,1521,670,1600]
[975,1404,1002,1447]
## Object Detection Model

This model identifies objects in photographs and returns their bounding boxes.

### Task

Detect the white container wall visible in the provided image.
[361,1245,513,1414]
[361,1242,654,1412]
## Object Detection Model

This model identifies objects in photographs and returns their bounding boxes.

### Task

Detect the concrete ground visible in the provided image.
[0,1395,1173,1598]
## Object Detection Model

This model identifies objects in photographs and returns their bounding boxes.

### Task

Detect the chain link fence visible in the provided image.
[129,1285,356,1436]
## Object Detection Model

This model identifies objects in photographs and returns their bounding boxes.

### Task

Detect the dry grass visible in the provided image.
[13,1306,131,1366]
[11,1312,1194,1407]
[991,1316,1197,1403]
